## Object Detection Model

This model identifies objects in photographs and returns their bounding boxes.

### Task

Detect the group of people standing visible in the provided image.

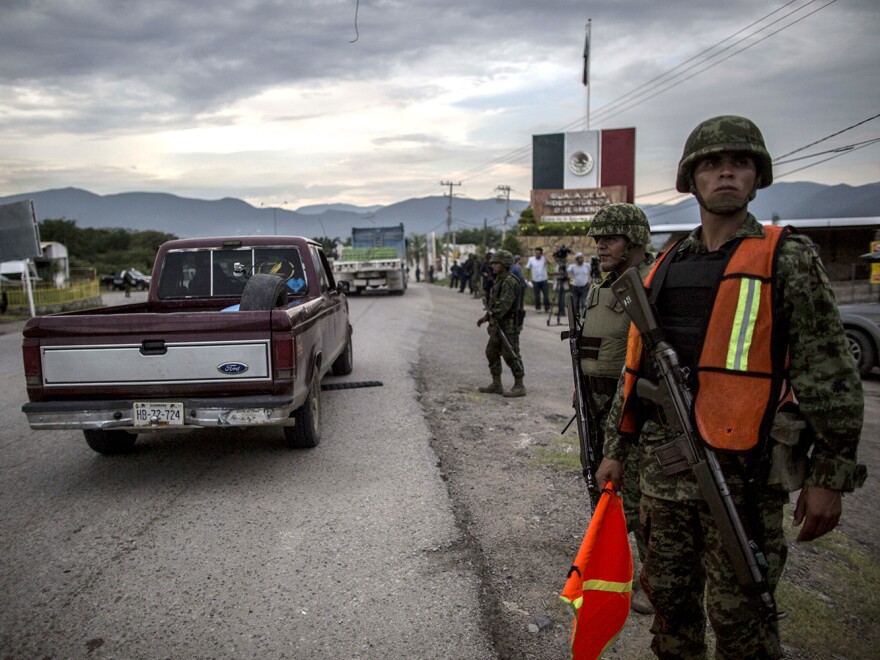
[473,114,866,658]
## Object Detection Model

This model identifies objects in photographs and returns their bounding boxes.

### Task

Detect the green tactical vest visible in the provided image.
[579,282,631,378]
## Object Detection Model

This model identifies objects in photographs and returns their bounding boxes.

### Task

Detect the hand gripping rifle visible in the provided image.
[610,268,785,630]
[481,296,517,358]
[560,292,599,500]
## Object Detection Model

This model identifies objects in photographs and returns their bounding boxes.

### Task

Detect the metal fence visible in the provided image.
[1,280,101,313]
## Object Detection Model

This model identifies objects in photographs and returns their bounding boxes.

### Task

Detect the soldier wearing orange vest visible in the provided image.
[596,116,866,658]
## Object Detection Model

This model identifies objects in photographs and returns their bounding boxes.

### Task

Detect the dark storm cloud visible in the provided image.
[0,1,589,123]
[0,0,876,201]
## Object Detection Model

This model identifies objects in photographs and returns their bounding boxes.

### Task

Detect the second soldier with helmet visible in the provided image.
[579,202,655,615]
[477,249,526,397]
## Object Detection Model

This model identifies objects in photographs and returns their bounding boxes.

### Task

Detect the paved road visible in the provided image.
[0,286,494,659]
[1,285,876,659]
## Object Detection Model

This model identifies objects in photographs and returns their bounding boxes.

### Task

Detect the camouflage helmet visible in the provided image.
[490,249,514,267]
[676,115,773,193]
[587,203,650,245]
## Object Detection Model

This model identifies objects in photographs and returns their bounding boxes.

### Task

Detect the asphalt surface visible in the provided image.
[0,286,494,659]
[1,286,876,659]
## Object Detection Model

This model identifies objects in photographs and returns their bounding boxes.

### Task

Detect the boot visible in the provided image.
[503,377,526,398]
[630,579,654,615]
[478,375,504,394]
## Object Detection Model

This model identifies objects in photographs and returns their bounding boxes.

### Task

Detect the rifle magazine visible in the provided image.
[653,439,691,476]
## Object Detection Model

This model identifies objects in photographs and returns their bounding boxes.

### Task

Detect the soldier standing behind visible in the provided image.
[579,203,655,615]
[477,250,526,398]
[596,116,866,658]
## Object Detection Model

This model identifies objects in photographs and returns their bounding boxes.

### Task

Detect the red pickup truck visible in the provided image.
[21,236,352,454]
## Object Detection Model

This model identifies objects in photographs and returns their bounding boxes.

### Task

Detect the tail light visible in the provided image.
[22,340,42,387]
[273,335,295,380]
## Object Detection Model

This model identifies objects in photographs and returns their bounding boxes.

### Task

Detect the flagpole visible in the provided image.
[584,19,591,131]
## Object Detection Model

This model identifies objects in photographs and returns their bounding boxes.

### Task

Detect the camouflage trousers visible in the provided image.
[591,410,646,563]
[640,492,789,659]
[485,326,524,378]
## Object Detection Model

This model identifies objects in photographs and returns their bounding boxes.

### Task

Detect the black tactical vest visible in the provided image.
[650,242,738,380]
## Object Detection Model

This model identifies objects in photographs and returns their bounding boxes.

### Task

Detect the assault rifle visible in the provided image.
[480,297,517,357]
[610,268,785,630]
[560,292,599,500]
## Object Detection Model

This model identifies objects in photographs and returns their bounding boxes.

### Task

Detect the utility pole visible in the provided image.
[261,200,288,235]
[496,185,512,243]
[440,181,461,275]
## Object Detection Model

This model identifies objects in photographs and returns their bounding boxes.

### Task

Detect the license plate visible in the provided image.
[134,402,184,427]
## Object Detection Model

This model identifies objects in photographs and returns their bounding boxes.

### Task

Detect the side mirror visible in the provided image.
[336,281,349,295]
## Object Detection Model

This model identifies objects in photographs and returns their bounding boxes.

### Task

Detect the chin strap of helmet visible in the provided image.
[688,173,760,215]
[611,240,638,274]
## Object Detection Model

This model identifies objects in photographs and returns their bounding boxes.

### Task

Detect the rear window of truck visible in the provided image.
[157,247,309,299]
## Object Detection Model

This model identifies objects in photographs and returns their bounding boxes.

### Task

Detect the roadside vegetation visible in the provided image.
[38,218,177,277]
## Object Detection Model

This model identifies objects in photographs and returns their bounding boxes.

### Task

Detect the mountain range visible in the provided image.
[1,182,877,239]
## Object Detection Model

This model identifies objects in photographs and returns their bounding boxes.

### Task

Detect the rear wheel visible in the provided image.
[331,326,354,376]
[284,372,321,448]
[239,274,289,311]
[83,429,137,455]
[846,328,876,377]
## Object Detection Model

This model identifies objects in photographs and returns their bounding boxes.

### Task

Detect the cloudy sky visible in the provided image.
[1,0,878,211]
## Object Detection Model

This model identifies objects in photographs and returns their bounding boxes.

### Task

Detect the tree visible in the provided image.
[311,236,340,256]
[130,230,177,252]
[451,227,502,248]
[408,233,426,268]
[38,219,177,275]
[501,233,523,256]
[517,206,535,225]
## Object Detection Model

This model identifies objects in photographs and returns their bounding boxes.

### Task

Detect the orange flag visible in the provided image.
[560,484,633,659]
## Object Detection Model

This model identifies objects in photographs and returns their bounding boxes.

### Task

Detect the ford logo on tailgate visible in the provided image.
[217,362,249,375]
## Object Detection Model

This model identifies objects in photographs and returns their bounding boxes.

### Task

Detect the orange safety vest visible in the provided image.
[620,225,789,451]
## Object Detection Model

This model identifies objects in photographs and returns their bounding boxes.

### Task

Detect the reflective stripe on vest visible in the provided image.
[728,277,761,371]
[619,225,788,450]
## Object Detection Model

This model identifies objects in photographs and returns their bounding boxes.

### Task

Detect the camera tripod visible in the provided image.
[546,274,569,326]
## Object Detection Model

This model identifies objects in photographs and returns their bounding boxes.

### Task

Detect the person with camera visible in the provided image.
[477,250,526,398]
[525,247,550,311]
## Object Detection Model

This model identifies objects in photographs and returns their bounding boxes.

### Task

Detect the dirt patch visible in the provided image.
[416,284,878,659]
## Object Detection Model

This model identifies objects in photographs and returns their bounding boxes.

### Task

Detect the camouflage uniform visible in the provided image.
[582,259,653,555]
[485,269,524,379]
[604,117,866,659]
[582,204,655,560]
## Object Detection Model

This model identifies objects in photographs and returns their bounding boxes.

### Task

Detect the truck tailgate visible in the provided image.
[41,339,270,385]
[25,311,285,391]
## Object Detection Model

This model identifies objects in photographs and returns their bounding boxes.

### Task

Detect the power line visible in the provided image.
[774,112,880,160]
[647,134,880,220]
[580,0,833,128]
[435,0,839,195]
[774,138,880,165]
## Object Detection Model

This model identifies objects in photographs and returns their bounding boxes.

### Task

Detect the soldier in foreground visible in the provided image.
[596,116,866,658]
[579,203,655,615]
[477,250,526,398]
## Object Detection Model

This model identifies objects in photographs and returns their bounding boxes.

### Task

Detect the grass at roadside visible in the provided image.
[528,434,582,472]
[0,311,30,325]
[777,518,879,658]
[528,433,879,658]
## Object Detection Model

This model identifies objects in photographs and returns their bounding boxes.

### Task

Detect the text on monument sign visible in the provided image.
[531,186,626,223]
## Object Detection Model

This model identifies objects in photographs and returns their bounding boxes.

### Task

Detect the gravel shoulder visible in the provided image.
[416,282,879,659]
